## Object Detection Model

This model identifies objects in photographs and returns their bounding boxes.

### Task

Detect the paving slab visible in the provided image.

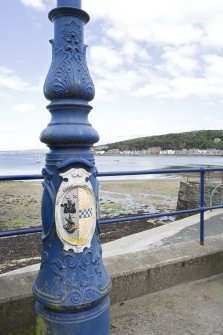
[111,273,223,335]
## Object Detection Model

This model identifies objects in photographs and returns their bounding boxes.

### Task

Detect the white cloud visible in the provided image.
[2,0,223,149]
[133,83,170,98]
[203,16,223,48]
[0,125,42,150]
[90,39,223,101]
[83,0,223,102]
[85,0,223,46]
[157,47,200,77]
[133,75,223,101]
[12,103,36,113]
[96,118,162,144]
[121,41,150,64]
[95,115,223,145]
[0,67,29,91]
[86,0,223,28]
[16,1,223,104]
[92,67,148,100]
[0,67,41,92]
[106,25,127,42]
[204,54,223,77]
[91,46,123,70]
[89,40,152,100]
[21,0,46,11]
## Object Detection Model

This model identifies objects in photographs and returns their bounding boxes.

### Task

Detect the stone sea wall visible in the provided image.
[176,181,223,219]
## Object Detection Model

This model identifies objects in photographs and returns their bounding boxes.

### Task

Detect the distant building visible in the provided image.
[95,150,105,155]
[160,150,175,155]
[107,149,120,155]
[148,147,161,155]
[175,149,188,155]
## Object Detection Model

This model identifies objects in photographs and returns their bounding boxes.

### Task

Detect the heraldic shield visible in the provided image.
[55,168,96,253]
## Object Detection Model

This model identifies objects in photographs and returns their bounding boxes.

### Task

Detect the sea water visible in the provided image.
[0,150,222,179]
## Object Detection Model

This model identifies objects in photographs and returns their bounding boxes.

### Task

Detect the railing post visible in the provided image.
[33,1,111,334]
[200,168,205,246]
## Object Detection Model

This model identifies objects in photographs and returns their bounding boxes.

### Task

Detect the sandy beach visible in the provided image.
[0,178,181,273]
[0,178,180,231]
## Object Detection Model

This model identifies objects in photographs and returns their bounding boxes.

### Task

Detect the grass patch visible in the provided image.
[4,218,27,228]
[8,325,35,335]
[101,202,124,215]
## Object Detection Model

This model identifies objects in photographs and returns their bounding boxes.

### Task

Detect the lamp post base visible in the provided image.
[36,296,110,335]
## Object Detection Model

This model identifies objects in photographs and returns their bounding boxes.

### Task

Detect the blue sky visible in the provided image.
[1,0,223,150]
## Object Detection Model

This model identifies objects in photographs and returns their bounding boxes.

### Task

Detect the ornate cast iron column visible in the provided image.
[33,0,111,333]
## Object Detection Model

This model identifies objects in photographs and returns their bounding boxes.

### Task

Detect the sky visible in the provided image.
[1,0,223,150]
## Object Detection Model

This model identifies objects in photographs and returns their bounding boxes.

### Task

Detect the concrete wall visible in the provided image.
[177,181,223,218]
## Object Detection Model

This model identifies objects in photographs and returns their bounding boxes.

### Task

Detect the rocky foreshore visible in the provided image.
[0,179,180,231]
[0,178,180,273]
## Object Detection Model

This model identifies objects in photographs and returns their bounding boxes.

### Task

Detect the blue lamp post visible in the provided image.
[33,0,111,334]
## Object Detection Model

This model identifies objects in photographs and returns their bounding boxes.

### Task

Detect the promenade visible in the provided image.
[103,209,223,257]
[111,274,223,335]
[108,209,223,334]
[1,209,223,334]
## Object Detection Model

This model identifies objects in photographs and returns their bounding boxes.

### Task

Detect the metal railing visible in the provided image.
[1,167,223,245]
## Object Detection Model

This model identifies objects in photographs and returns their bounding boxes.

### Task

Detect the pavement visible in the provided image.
[103,208,223,257]
[108,208,223,334]
[111,273,223,335]
[1,209,223,334]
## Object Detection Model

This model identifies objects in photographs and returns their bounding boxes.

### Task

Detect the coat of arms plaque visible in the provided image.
[55,168,96,253]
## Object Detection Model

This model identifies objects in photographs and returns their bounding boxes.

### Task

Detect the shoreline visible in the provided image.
[0,178,181,273]
[96,153,223,157]
[0,178,181,232]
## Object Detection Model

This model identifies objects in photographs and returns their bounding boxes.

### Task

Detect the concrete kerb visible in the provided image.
[1,234,223,334]
[107,236,223,304]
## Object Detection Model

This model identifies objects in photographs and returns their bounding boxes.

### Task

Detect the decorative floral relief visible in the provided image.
[44,20,95,101]
[41,168,57,240]
[40,250,49,268]
[42,168,56,201]
[49,245,107,305]
[63,21,82,46]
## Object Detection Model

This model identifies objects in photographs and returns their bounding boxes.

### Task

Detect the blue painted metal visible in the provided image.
[98,167,223,177]
[57,0,81,7]
[200,169,205,246]
[0,227,42,238]
[36,296,110,334]
[32,1,111,334]
[1,167,223,181]
[0,174,42,181]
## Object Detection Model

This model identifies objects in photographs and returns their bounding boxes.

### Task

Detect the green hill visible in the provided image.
[106,130,223,151]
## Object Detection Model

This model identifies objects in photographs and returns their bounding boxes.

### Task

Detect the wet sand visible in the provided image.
[0,179,180,231]
[100,179,180,217]
[0,178,181,273]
